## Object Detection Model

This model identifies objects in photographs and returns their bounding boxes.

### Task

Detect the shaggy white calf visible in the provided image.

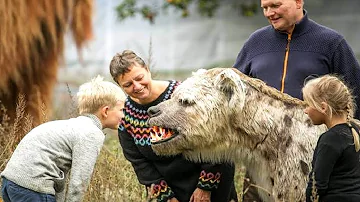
[148,68,328,202]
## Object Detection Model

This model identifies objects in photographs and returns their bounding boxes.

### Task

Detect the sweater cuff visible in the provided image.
[197,170,221,191]
[150,180,175,202]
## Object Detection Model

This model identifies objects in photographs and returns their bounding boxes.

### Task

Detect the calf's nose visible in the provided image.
[148,106,161,117]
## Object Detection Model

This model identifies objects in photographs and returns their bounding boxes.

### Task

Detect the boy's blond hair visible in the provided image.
[77,75,126,114]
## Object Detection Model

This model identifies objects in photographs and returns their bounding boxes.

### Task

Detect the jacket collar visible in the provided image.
[274,10,310,39]
[83,113,103,130]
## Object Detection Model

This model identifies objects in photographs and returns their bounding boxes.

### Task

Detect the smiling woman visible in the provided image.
[109,50,238,202]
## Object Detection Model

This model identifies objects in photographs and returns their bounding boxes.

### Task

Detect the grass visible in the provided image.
[84,135,148,201]
[0,94,35,171]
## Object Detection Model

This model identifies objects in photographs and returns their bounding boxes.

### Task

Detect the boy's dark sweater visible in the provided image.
[306,123,360,202]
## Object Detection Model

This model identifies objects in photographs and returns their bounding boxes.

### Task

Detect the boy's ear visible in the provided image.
[101,105,110,118]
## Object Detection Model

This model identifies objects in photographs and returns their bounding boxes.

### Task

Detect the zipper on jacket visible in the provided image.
[280,33,292,93]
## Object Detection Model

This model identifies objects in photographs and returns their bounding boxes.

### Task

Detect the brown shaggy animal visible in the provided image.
[0,0,93,127]
[147,68,329,202]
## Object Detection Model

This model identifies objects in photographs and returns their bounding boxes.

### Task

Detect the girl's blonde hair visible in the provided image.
[302,75,359,152]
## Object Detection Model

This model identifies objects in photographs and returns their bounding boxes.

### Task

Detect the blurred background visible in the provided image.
[56,0,360,113]
[61,0,360,72]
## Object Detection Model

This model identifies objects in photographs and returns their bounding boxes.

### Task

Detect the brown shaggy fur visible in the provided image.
[0,0,93,127]
[148,68,330,201]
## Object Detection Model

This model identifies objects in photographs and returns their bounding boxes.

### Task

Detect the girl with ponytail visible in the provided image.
[302,74,360,202]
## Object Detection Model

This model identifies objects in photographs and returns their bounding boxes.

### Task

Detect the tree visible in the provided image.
[116,0,259,24]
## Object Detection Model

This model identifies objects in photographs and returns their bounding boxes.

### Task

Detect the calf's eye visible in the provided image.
[179,99,194,106]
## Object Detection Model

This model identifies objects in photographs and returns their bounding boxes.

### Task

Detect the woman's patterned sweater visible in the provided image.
[118,80,235,202]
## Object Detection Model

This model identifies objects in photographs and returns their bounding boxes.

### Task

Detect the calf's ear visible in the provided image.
[214,69,246,109]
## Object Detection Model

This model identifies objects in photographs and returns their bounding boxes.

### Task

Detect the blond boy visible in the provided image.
[1,76,126,202]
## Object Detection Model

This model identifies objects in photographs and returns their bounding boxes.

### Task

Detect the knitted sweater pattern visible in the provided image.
[119,80,224,202]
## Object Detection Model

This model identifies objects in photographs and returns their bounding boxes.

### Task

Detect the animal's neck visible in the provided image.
[234,89,307,152]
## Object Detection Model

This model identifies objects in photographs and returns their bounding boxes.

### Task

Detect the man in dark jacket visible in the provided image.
[233,0,360,201]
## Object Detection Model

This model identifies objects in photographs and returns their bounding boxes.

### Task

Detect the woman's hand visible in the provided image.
[190,188,211,202]
[168,197,180,202]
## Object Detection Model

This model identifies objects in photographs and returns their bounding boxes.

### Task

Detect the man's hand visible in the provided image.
[168,197,180,202]
[190,188,211,202]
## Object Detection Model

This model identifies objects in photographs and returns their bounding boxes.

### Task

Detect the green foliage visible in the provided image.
[115,0,259,23]
[197,0,219,17]
[115,0,138,21]
[240,2,258,17]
